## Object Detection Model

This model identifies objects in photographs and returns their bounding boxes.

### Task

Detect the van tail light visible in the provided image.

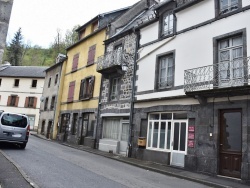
[27,125,30,136]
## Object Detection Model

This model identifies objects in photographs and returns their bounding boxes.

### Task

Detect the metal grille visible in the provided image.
[184,57,250,92]
[97,49,123,71]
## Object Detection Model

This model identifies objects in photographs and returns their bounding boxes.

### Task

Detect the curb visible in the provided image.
[0,150,39,188]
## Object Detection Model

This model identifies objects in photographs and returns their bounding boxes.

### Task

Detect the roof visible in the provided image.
[0,65,48,78]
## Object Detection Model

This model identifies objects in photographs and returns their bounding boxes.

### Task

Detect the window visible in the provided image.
[87,45,96,65]
[79,76,95,100]
[0,78,2,86]
[219,0,239,15]
[55,74,58,85]
[14,79,19,87]
[31,80,37,88]
[7,95,19,107]
[103,118,120,140]
[79,29,85,40]
[218,35,243,87]
[25,97,37,108]
[44,97,48,110]
[67,81,75,102]
[161,12,174,37]
[92,21,98,32]
[72,54,79,72]
[50,96,56,110]
[147,112,187,152]
[48,77,51,88]
[110,77,120,101]
[156,54,174,89]
[71,113,78,135]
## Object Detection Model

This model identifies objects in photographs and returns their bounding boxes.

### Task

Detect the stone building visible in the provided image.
[0,0,13,64]
[38,54,66,139]
[132,0,250,181]
[96,0,158,155]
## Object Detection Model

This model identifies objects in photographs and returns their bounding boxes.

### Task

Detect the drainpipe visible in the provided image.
[128,29,140,158]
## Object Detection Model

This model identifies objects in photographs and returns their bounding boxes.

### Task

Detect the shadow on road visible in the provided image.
[0,142,24,150]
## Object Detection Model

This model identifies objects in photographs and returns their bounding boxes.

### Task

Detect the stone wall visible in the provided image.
[0,0,13,64]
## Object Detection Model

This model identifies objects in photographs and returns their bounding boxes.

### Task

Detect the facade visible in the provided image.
[57,8,129,148]
[0,0,13,64]
[0,64,48,130]
[38,54,66,139]
[132,0,250,181]
[96,0,158,156]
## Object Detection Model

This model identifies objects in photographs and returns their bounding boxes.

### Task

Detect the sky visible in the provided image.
[7,0,140,48]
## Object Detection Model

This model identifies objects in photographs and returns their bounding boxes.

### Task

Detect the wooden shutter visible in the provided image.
[33,97,37,108]
[89,76,95,98]
[15,96,19,107]
[87,45,96,65]
[24,97,29,108]
[79,79,85,99]
[72,54,79,71]
[67,81,75,102]
[7,96,11,106]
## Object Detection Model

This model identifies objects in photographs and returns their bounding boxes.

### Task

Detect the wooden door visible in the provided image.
[219,109,242,178]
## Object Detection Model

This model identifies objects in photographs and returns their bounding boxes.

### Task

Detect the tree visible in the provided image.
[64,25,79,48]
[6,28,24,66]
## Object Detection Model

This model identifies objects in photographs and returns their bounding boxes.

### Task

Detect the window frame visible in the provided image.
[8,95,19,107]
[31,79,37,88]
[55,74,59,85]
[14,79,20,87]
[0,78,2,86]
[44,97,49,110]
[215,0,242,17]
[154,51,175,91]
[72,53,79,72]
[67,81,75,103]
[159,10,175,39]
[79,76,95,100]
[48,77,51,88]
[109,77,120,101]
[87,45,96,66]
[50,96,56,110]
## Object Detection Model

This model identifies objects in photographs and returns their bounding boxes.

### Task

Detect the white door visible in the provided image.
[170,121,187,167]
[28,116,35,130]
[119,121,129,155]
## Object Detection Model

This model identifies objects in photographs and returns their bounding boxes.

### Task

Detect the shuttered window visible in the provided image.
[7,96,19,107]
[87,45,96,65]
[79,76,95,100]
[25,97,37,108]
[67,81,75,102]
[72,54,79,72]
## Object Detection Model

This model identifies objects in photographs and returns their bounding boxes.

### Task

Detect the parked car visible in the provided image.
[0,112,30,149]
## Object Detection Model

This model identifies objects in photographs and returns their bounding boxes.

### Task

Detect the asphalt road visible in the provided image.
[1,136,211,188]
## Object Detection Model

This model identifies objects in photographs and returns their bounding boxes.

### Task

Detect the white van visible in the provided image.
[0,111,30,149]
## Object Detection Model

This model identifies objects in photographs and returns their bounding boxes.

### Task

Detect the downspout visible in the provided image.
[128,29,140,158]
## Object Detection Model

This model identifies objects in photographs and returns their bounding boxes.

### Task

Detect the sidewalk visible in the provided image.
[1,131,249,188]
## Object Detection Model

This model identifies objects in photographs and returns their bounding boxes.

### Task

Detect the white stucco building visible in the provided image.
[0,63,48,130]
[132,0,250,181]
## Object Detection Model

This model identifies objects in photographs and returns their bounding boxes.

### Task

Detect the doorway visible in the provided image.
[219,109,242,178]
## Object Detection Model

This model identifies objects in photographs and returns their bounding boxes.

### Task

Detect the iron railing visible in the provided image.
[184,57,250,92]
[176,0,197,7]
[96,49,123,71]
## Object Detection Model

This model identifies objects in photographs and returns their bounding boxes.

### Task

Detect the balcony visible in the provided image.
[184,57,250,97]
[97,49,125,76]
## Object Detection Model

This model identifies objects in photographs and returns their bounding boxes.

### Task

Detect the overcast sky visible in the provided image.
[7,0,140,48]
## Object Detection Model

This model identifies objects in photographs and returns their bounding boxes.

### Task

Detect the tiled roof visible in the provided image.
[0,65,48,78]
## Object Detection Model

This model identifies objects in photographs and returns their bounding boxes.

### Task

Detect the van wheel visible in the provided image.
[19,143,26,149]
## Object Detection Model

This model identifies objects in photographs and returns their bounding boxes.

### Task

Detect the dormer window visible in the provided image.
[219,0,239,15]
[92,21,98,32]
[79,29,85,40]
[161,12,174,37]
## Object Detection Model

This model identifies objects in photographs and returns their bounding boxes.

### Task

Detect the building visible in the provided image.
[96,0,158,156]
[0,0,13,64]
[38,54,66,139]
[0,64,48,130]
[133,0,250,181]
[56,7,129,148]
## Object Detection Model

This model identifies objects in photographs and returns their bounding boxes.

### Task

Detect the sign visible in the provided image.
[188,126,195,132]
[188,140,194,148]
[188,133,195,140]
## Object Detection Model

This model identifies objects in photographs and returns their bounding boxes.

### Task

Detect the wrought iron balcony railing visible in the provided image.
[176,0,197,7]
[96,49,123,72]
[184,57,250,93]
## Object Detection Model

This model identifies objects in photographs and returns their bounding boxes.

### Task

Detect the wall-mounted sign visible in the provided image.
[188,140,194,148]
[188,133,195,140]
[188,126,195,132]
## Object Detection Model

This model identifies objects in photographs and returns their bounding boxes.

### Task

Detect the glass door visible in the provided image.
[119,121,129,155]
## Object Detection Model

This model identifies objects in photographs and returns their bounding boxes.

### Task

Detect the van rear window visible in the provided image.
[1,114,27,128]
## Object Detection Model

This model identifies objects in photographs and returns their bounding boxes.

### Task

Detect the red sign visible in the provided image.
[188,126,195,132]
[188,133,195,140]
[188,140,194,148]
